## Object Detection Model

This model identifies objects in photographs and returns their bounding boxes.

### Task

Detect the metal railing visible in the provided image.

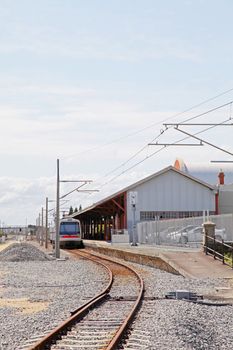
[203,235,233,268]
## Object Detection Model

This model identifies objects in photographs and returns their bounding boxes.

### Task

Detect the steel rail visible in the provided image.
[75,249,145,350]
[28,248,144,350]
[28,255,113,350]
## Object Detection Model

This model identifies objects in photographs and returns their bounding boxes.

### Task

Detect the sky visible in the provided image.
[1,0,233,225]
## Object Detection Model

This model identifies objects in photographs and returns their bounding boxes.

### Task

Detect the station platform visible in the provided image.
[83,240,233,280]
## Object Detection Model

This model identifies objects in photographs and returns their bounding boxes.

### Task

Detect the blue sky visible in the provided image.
[1,0,233,225]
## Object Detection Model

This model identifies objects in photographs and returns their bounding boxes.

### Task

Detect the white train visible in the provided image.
[50,218,83,248]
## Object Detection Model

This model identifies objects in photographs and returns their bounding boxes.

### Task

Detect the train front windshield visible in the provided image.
[60,222,80,235]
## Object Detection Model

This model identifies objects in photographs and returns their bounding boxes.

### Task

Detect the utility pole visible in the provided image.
[41,207,44,246]
[55,159,60,259]
[38,213,41,243]
[45,197,48,249]
[129,191,138,246]
[25,218,28,240]
[54,158,99,259]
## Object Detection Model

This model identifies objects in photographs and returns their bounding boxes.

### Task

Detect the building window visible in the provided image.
[140,211,214,221]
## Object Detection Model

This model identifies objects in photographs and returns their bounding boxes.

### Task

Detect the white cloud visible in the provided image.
[0,18,202,63]
[0,176,56,225]
[0,83,95,98]
[0,86,173,158]
[0,106,37,119]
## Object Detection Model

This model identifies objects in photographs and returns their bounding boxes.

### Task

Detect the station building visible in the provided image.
[73,165,218,241]
[174,158,233,215]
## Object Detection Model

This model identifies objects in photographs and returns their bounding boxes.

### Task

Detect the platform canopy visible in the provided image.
[72,191,127,240]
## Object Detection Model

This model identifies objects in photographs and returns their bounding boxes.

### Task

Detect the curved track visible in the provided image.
[23,248,144,350]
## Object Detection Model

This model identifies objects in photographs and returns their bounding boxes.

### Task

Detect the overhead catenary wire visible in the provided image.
[98,146,166,188]
[102,129,165,178]
[95,102,233,185]
[174,124,233,157]
[61,87,233,161]
[168,100,233,126]
[60,91,233,194]
[77,113,233,207]
[75,129,166,196]
[97,100,233,185]
[67,91,233,206]
[96,116,232,189]
[229,101,232,120]
[90,125,227,202]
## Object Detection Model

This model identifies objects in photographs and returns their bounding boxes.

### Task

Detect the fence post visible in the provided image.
[214,235,216,260]
[222,239,225,265]
[155,216,159,245]
[203,221,216,256]
[232,244,233,268]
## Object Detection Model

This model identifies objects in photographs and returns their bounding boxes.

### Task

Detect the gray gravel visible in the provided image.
[0,243,109,350]
[1,243,233,350]
[118,263,233,350]
[0,243,51,262]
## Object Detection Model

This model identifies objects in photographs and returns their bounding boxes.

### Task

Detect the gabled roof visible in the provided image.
[120,165,215,192]
[73,165,215,217]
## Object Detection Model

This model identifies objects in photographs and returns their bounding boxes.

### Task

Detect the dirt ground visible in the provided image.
[0,241,50,314]
[0,298,49,314]
[208,279,233,302]
[0,241,19,252]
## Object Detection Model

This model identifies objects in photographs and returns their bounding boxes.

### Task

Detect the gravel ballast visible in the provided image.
[0,243,109,350]
[0,242,233,350]
[0,243,51,262]
[118,262,233,350]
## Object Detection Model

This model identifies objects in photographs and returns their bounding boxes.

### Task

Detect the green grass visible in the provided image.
[224,252,233,266]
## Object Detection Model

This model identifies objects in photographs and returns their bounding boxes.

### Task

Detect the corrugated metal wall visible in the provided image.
[219,184,233,214]
[126,169,215,240]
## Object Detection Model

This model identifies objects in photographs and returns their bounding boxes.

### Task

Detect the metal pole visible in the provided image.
[25,218,27,240]
[45,197,48,249]
[175,127,233,157]
[155,216,159,245]
[55,159,60,258]
[38,213,41,243]
[41,207,44,246]
[132,204,137,246]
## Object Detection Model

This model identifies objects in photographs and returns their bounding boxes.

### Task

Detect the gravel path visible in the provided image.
[1,243,233,350]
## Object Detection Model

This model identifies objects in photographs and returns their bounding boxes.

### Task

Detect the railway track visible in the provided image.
[19,249,144,350]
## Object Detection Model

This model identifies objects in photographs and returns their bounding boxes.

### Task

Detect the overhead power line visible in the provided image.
[97,112,233,190]
[171,100,233,125]
[98,101,233,184]
[174,127,233,157]
[62,87,233,160]
[73,90,233,203]
[98,146,166,189]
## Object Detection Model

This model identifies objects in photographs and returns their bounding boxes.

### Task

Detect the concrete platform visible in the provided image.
[83,240,233,279]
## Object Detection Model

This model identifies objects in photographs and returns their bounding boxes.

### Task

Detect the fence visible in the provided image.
[137,213,233,247]
[204,234,233,268]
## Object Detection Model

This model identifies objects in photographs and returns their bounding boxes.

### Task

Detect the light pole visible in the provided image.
[25,218,28,240]
[54,159,98,259]
[129,191,138,246]
[44,198,70,251]
[37,213,41,243]
[41,207,44,246]
[45,197,48,249]
[55,159,60,259]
